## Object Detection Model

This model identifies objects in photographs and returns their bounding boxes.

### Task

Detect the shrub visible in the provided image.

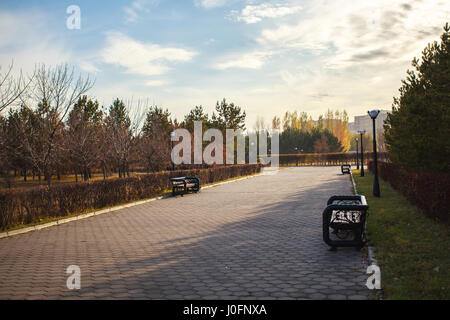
[368,161,450,224]
[0,164,261,231]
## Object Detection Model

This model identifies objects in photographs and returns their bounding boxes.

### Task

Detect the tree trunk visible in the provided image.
[44,167,51,186]
[102,164,106,180]
[83,167,89,181]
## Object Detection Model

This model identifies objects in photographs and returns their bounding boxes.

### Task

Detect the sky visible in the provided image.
[0,0,449,128]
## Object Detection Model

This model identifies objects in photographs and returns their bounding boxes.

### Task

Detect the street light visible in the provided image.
[169,131,176,171]
[368,110,381,197]
[356,137,359,170]
[358,130,365,177]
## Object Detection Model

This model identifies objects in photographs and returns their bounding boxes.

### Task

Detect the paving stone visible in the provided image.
[0,167,369,300]
[309,293,327,299]
[348,294,368,300]
[327,294,347,300]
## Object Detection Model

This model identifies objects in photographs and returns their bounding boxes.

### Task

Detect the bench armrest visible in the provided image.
[327,194,367,206]
[184,177,200,185]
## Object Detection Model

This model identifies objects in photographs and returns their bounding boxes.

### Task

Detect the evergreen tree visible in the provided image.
[142,106,171,137]
[211,98,246,130]
[279,127,343,154]
[66,96,103,181]
[384,23,450,172]
[183,105,210,132]
[108,98,130,128]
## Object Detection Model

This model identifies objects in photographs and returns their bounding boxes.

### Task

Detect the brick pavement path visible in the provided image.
[0,167,370,300]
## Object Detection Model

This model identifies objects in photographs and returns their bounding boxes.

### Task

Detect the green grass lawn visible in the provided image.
[352,170,449,300]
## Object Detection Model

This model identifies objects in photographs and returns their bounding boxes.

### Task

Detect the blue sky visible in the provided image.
[1,0,449,128]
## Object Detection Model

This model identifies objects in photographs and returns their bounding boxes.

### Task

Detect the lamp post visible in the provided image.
[355,137,360,170]
[169,131,176,171]
[368,110,381,197]
[358,130,365,177]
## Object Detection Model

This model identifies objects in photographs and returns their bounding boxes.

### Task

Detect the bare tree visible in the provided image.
[0,115,11,187]
[0,62,32,113]
[17,64,94,185]
[254,115,269,133]
[0,62,33,186]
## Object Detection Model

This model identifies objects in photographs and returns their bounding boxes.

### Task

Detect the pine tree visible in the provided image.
[384,23,450,172]
[211,98,246,131]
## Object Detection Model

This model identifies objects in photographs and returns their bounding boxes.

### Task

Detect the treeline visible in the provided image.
[0,62,250,187]
[255,109,350,154]
[0,62,352,188]
[0,69,248,187]
[280,128,343,154]
[278,152,390,166]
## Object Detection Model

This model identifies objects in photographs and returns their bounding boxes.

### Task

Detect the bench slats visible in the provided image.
[170,176,200,196]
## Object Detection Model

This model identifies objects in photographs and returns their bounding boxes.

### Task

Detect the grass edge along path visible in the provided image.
[352,170,449,300]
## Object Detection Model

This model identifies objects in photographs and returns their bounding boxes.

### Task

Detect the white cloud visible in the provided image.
[0,10,71,74]
[101,32,197,76]
[124,0,158,23]
[214,51,272,70]
[79,61,100,73]
[204,38,216,45]
[194,0,233,9]
[203,0,449,124]
[232,3,303,24]
[145,79,168,86]
[258,0,450,69]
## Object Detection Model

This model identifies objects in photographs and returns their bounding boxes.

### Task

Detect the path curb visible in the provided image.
[0,196,163,240]
[367,246,377,265]
[351,171,378,267]
[350,170,358,195]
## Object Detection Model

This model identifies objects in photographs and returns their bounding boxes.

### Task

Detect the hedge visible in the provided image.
[277,152,389,166]
[0,164,262,231]
[368,161,450,225]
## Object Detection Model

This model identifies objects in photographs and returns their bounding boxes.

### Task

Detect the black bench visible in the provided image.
[341,164,351,174]
[170,176,200,196]
[322,195,368,250]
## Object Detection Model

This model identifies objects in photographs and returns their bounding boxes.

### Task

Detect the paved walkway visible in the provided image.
[0,167,370,300]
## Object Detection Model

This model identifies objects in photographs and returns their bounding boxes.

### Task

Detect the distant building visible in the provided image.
[348,122,357,133]
[348,110,390,134]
